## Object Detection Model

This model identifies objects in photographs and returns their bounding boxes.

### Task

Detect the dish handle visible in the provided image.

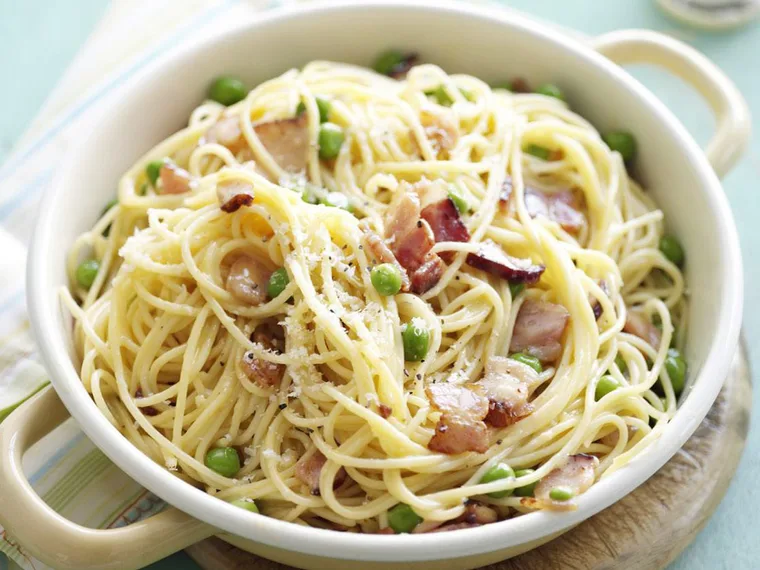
[0,387,216,570]
[592,29,750,179]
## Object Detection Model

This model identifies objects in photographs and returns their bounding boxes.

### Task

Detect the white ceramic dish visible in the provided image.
[0,2,749,569]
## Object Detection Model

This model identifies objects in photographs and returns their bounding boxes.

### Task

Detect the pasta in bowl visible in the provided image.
[64,57,688,534]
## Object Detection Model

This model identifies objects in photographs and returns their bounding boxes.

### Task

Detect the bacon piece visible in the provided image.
[385,191,445,294]
[376,527,397,535]
[134,388,158,417]
[479,356,537,428]
[294,450,347,495]
[427,522,480,533]
[510,78,530,93]
[466,240,545,284]
[217,179,254,213]
[242,351,284,389]
[590,281,610,320]
[386,52,419,79]
[428,414,489,454]
[362,231,410,292]
[524,188,585,233]
[624,309,662,348]
[253,114,309,172]
[459,502,498,525]
[420,198,470,263]
[510,299,570,362]
[408,256,445,294]
[426,381,490,455]
[242,321,286,389]
[420,111,458,157]
[205,116,250,156]
[159,163,192,194]
[205,114,309,172]
[378,404,392,419]
[530,454,599,511]
[426,383,489,418]
[226,255,270,305]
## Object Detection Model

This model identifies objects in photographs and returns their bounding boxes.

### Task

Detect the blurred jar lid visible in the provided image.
[657,0,760,29]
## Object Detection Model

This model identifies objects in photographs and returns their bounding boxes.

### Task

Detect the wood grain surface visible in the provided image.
[187,343,751,570]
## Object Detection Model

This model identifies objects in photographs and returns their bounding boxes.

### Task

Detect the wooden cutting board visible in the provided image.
[187,342,751,570]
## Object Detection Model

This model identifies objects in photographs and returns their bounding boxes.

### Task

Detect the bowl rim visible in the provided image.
[27,0,744,561]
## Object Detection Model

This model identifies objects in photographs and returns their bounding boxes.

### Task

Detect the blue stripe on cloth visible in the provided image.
[29,431,87,485]
[0,0,239,185]
[0,289,24,316]
[0,167,54,222]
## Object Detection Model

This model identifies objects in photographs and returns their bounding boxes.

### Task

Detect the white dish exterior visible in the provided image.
[9,2,748,569]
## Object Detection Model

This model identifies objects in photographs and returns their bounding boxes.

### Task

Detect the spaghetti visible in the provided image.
[63,59,688,533]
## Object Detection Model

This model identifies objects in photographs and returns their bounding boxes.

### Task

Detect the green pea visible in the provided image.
[615,354,627,374]
[448,184,469,214]
[318,123,345,160]
[101,198,118,237]
[204,447,240,477]
[101,198,118,216]
[603,131,637,162]
[230,498,259,513]
[659,235,685,267]
[480,463,515,498]
[146,160,164,187]
[208,76,247,106]
[524,144,552,160]
[296,97,331,123]
[510,352,542,374]
[387,503,422,533]
[513,469,537,497]
[402,320,430,362]
[549,486,575,501]
[373,50,406,76]
[425,85,454,106]
[76,259,100,289]
[535,83,564,101]
[371,263,403,296]
[509,282,525,299]
[267,268,290,299]
[664,348,687,395]
[595,374,620,401]
[460,88,475,102]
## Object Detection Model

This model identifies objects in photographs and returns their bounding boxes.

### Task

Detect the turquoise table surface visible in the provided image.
[1,0,757,568]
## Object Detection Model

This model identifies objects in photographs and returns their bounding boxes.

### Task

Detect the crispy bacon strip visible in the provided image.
[524,188,586,233]
[426,383,490,455]
[385,191,445,294]
[510,299,570,362]
[205,114,309,172]
[294,450,347,495]
[529,454,599,511]
[478,356,538,428]
[624,309,662,348]
[466,240,545,284]
[217,180,254,213]
[241,352,284,389]
[253,113,309,173]
[226,255,270,305]
[420,198,470,263]
[159,163,193,195]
